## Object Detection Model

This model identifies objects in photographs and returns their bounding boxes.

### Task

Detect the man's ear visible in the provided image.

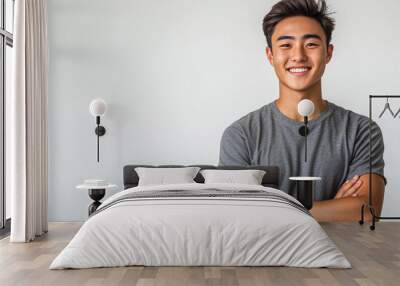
[326,44,334,63]
[266,47,274,66]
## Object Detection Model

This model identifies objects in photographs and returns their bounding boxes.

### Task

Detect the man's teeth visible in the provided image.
[289,68,309,73]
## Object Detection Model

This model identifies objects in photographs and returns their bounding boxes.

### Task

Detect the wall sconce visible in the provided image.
[89,98,107,162]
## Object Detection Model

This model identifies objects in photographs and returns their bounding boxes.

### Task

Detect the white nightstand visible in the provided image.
[76,183,118,215]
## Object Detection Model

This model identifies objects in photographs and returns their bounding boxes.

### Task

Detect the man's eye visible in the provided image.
[306,43,319,47]
[280,44,290,48]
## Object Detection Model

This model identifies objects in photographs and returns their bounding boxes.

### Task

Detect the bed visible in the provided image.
[50,165,350,269]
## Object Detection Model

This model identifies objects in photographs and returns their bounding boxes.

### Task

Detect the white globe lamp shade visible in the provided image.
[297,99,315,117]
[89,99,107,117]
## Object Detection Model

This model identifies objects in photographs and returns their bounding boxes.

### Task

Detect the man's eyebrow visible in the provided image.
[303,34,322,40]
[276,34,322,41]
[276,35,295,41]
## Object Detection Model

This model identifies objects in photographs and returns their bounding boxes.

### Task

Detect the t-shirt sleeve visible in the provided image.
[219,124,251,166]
[346,119,386,184]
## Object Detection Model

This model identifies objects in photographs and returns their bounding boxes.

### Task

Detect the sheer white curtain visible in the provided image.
[9,0,48,242]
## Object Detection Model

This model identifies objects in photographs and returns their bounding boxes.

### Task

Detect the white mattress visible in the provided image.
[50,183,351,269]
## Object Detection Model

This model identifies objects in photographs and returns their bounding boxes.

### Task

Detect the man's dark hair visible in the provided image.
[262,0,335,49]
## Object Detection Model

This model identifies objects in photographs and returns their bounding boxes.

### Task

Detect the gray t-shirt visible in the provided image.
[219,100,385,201]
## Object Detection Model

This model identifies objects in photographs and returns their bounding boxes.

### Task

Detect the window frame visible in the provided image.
[0,0,14,232]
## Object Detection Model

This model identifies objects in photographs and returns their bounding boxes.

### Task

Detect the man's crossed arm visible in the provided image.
[310,173,385,222]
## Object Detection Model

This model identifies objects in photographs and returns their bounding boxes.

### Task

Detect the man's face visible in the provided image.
[266,16,333,92]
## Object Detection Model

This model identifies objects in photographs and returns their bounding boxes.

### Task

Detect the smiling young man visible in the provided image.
[219,0,386,222]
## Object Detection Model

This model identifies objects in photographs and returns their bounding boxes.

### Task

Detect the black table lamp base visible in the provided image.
[88,189,105,216]
[294,180,314,210]
[289,177,321,210]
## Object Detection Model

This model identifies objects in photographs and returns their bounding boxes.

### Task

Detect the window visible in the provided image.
[0,0,14,233]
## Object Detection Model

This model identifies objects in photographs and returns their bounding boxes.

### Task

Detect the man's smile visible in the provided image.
[286,66,311,76]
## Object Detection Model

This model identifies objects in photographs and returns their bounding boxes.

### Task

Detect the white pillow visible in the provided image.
[135,167,201,186]
[200,169,266,185]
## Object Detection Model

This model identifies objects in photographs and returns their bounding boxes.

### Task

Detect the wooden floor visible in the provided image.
[0,222,399,286]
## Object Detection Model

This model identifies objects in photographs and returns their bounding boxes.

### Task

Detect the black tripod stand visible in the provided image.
[359,95,400,230]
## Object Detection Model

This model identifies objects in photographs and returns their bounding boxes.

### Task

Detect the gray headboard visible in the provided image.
[123,165,280,189]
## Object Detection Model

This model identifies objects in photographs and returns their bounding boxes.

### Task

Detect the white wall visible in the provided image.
[48,0,400,221]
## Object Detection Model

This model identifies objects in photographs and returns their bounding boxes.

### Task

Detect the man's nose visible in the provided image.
[291,45,307,62]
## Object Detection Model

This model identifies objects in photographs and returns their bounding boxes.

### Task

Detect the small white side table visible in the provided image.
[76,184,117,215]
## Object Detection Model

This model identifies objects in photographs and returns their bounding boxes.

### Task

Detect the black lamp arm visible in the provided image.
[95,116,106,162]
[304,116,308,162]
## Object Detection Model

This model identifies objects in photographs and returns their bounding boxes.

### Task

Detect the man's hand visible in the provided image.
[334,175,363,199]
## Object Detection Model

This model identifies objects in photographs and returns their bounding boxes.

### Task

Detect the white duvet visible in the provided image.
[50,183,351,269]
